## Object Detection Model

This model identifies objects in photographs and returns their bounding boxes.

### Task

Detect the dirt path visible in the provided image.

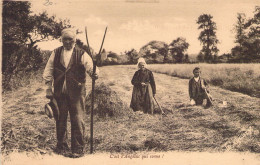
[2,65,260,164]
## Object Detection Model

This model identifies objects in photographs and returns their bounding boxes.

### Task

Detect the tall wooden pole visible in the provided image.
[85,27,107,154]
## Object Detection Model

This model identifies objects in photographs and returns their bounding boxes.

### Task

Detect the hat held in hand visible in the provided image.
[45,98,59,121]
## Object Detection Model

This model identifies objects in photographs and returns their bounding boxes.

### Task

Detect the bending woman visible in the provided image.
[130,58,156,114]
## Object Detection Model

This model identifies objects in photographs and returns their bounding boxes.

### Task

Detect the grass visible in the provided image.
[144,63,260,98]
[2,64,260,160]
[2,67,45,92]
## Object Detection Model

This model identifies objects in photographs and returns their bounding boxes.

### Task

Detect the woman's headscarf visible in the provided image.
[137,57,147,69]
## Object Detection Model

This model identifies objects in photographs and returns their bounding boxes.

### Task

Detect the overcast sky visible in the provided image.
[31,0,258,55]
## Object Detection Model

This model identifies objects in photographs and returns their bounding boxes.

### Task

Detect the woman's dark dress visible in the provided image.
[130,69,156,114]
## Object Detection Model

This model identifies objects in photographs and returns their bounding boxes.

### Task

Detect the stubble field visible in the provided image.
[1,64,260,164]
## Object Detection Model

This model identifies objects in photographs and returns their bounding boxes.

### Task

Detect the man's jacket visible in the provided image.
[53,46,86,98]
[189,77,208,100]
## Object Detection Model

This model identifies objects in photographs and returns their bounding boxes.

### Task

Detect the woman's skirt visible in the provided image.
[130,84,154,114]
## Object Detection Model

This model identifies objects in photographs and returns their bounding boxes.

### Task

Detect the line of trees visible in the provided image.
[94,37,191,66]
[97,6,259,66]
[2,2,259,91]
[196,6,259,63]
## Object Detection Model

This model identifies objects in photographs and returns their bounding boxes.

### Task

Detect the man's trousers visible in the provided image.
[55,94,85,154]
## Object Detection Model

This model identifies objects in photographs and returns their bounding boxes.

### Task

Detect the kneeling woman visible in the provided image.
[130,59,156,114]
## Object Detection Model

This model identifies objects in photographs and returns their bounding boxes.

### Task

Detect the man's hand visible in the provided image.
[202,86,207,90]
[46,88,53,99]
[201,81,208,90]
[190,99,195,105]
[141,82,147,86]
[92,73,98,80]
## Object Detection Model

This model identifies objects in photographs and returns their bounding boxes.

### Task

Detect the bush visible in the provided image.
[2,48,48,92]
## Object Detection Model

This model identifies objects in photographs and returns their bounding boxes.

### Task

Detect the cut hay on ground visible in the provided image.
[85,82,132,117]
[2,65,260,159]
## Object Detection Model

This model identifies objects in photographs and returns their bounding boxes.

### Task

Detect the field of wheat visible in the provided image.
[144,63,260,98]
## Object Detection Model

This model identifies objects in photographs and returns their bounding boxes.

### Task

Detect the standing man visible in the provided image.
[43,28,99,157]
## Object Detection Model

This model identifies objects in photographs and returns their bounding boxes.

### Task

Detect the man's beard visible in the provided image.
[64,45,73,50]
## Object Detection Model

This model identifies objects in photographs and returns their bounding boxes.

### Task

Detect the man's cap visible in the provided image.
[61,28,76,39]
